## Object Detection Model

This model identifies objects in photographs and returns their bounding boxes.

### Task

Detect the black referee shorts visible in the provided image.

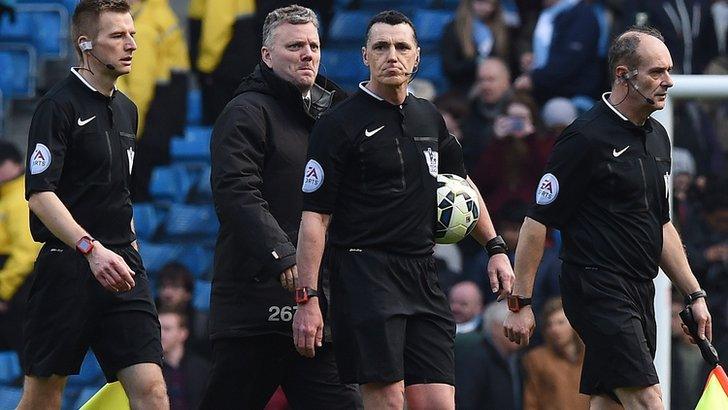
[328,248,455,386]
[560,263,659,397]
[23,242,162,382]
[199,334,362,410]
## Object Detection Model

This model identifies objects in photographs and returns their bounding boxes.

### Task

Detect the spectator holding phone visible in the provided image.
[471,93,553,216]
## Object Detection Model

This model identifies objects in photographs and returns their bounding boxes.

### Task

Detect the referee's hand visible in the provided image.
[682,298,713,344]
[503,308,535,346]
[293,299,323,358]
[487,253,514,301]
[85,244,136,293]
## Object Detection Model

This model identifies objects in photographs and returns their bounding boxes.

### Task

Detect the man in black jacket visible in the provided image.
[200,5,360,409]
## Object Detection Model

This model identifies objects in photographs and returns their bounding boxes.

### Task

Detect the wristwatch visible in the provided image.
[295,287,319,304]
[507,294,532,312]
[76,235,95,255]
[684,289,707,306]
[486,235,509,257]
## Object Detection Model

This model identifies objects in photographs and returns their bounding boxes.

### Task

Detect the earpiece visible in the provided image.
[80,40,93,52]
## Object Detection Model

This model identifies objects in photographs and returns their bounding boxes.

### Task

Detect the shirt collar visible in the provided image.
[602,92,630,122]
[602,92,653,133]
[70,67,117,96]
[359,81,384,101]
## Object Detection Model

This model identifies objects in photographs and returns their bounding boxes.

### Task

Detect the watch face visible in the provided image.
[507,297,519,312]
[295,289,307,304]
[78,239,93,254]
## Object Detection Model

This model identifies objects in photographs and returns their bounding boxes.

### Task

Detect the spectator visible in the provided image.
[461,56,513,171]
[521,297,588,410]
[455,301,522,410]
[514,0,601,104]
[0,142,41,357]
[471,93,551,216]
[636,0,719,74]
[159,308,210,410]
[440,0,511,92]
[434,92,470,142]
[670,293,707,410]
[672,147,698,231]
[449,280,485,335]
[156,263,209,357]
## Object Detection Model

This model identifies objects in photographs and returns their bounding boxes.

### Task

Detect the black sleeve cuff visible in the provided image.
[262,242,296,278]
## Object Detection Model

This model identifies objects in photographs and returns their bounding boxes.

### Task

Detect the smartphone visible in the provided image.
[508,116,525,133]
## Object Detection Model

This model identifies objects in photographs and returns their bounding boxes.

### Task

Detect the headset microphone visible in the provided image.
[623,71,655,105]
[80,41,115,71]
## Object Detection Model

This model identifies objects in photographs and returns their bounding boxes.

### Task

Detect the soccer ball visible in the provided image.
[435,174,480,244]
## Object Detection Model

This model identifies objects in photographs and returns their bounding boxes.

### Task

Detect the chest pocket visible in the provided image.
[359,131,406,194]
[75,128,111,185]
[606,158,648,212]
[120,132,136,176]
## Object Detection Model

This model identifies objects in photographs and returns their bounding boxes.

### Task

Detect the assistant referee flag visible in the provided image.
[79,382,129,410]
[695,365,728,410]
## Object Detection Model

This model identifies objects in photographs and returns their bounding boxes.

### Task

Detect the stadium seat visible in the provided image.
[0,351,21,385]
[321,49,367,91]
[192,280,211,311]
[71,386,101,410]
[137,241,183,274]
[170,134,210,163]
[0,43,37,98]
[66,352,104,389]
[417,53,448,93]
[149,164,194,203]
[412,9,452,51]
[327,10,373,46]
[0,386,22,409]
[132,203,159,240]
[357,0,419,14]
[17,0,78,16]
[159,204,219,241]
[0,4,68,58]
[178,244,213,279]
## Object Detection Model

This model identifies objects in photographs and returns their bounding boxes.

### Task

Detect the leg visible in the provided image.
[361,381,405,410]
[17,375,67,410]
[198,336,281,410]
[117,363,168,410]
[405,383,454,410]
[590,394,624,410]
[614,385,664,410]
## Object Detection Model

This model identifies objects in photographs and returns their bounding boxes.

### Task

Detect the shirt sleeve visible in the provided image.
[527,127,593,229]
[25,99,71,198]
[302,116,351,214]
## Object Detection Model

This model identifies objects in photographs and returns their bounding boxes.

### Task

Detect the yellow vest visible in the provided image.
[196,0,254,73]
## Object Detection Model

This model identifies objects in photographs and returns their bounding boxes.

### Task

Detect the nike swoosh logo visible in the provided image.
[364,125,385,137]
[77,116,96,126]
[613,146,630,157]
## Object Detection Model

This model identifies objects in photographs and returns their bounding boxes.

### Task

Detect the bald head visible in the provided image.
[449,281,484,324]
[608,26,665,81]
[476,57,511,104]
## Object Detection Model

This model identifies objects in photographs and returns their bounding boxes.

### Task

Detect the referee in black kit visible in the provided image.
[19,0,167,408]
[293,10,514,409]
[504,26,711,409]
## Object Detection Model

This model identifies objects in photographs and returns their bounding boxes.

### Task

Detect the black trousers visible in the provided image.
[200,334,362,410]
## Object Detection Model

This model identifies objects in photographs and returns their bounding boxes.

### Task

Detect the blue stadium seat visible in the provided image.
[184,125,213,141]
[18,0,78,16]
[137,241,183,274]
[170,135,210,162]
[418,53,447,93]
[149,164,194,203]
[357,0,419,14]
[322,49,367,91]
[0,43,37,98]
[186,88,202,126]
[178,244,213,279]
[192,280,211,311]
[0,386,22,409]
[132,203,159,240]
[0,351,21,385]
[413,9,451,51]
[66,352,104,389]
[0,4,68,58]
[328,10,373,46]
[160,204,219,241]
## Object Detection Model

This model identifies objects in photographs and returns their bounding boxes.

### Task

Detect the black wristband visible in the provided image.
[485,235,508,257]
[684,289,707,306]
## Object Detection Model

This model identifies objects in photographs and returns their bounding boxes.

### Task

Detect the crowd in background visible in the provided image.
[0,0,727,409]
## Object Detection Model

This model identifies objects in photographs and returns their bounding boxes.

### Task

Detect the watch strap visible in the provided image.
[486,235,508,257]
[684,289,707,306]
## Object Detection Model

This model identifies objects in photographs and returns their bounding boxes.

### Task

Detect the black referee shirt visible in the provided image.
[302,83,466,256]
[25,69,138,245]
[528,93,672,280]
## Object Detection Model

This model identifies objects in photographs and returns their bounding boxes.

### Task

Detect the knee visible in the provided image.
[362,382,405,410]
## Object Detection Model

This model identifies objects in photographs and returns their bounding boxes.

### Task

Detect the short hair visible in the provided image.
[365,10,417,46]
[71,0,130,60]
[0,142,23,165]
[262,4,319,48]
[157,306,189,330]
[608,26,665,80]
[157,262,194,293]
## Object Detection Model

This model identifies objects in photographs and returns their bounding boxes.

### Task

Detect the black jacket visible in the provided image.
[209,63,345,339]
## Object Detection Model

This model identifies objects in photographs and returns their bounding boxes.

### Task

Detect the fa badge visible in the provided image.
[423,148,438,177]
[536,173,559,205]
[302,159,324,193]
[30,143,51,175]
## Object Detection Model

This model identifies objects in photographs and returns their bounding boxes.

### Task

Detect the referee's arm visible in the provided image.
[292,210,331,358]
[660,221,712,342]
